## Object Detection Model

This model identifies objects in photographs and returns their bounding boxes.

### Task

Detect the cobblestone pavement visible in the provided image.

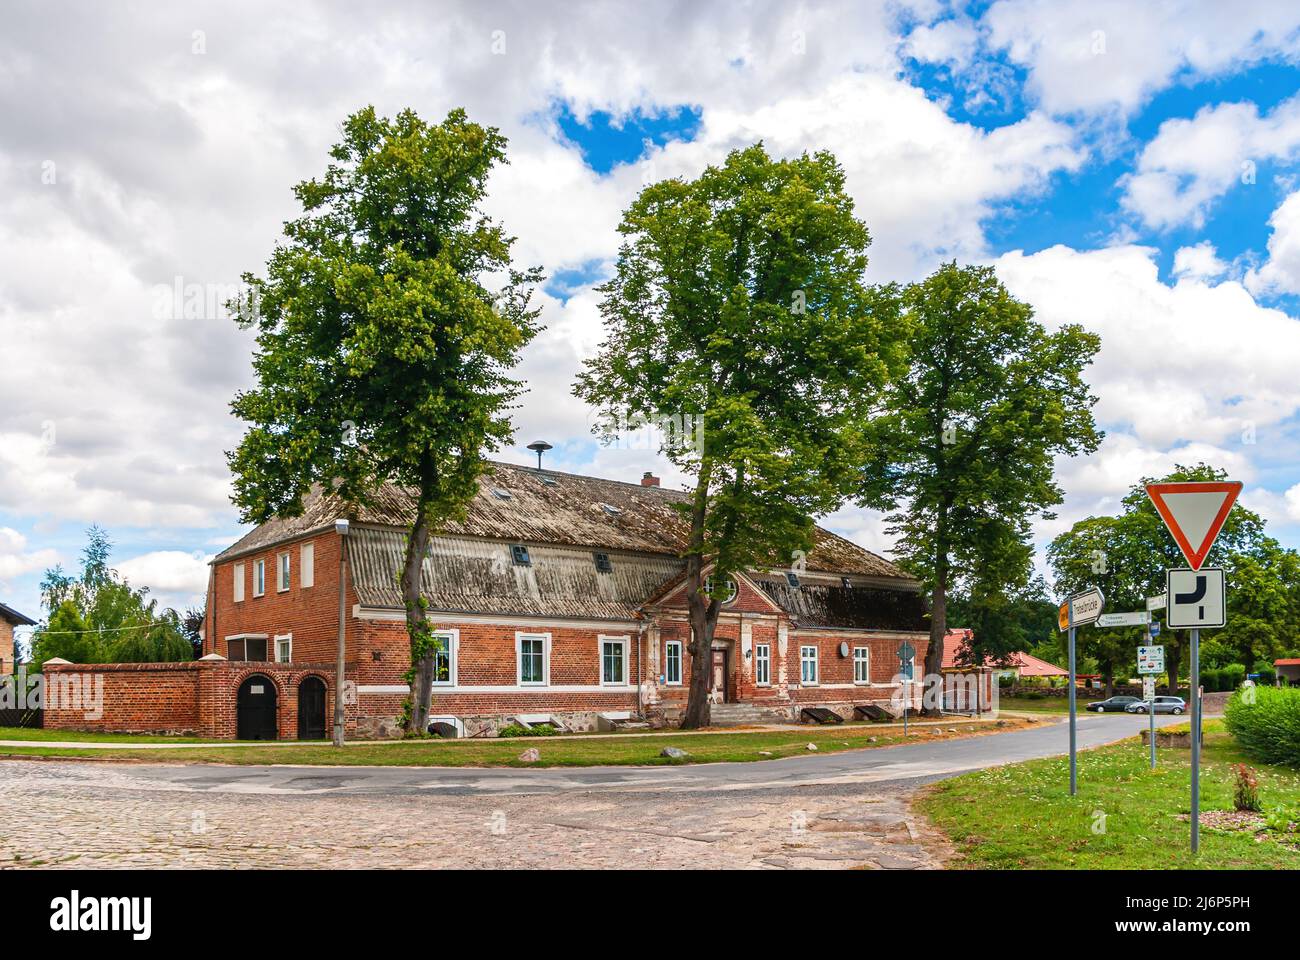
[0,761,951,869]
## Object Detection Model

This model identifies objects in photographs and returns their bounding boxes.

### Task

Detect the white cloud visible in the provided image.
[1172,241,1228,280]
[1121,95,1300,230]
[116,550,212,610]
[982,0,1300,117]
[1246,188,1300,295]
[995,245,1300,450]
[0,527,59,584]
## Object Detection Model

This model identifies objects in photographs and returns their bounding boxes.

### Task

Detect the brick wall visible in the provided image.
[42,660,355,740]
[354,617,643,734]
[0,619,14,675]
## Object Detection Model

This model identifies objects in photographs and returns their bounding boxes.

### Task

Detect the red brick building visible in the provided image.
[206,460,931,738]
[0,601,36,676]
[47,462,933,739]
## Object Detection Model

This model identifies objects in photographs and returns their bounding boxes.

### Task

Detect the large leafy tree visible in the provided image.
[29,527,193,668]
[575,144,907,728]
[861,262,1102,711]
[228,107,541,734]
[1049,464,1293,691]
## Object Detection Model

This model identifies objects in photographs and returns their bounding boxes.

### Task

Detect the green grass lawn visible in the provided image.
[0,717,1026,767]
[918,720,1300,869]
[0,726,199,743]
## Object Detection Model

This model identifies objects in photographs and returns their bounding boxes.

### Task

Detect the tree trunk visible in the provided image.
[1103,663,1114,698]
[922,561,948,716]
[402,484,436,736]
[679,459,716,730]
[1167,635,1183,695]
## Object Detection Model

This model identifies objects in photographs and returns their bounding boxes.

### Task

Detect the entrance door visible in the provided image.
[236,675,278,740]
[711,649,729,703]
[297,676,327,740]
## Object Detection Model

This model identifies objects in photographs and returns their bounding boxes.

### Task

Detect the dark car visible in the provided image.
[1086,696,1141,713]
[1126,696,1186,715]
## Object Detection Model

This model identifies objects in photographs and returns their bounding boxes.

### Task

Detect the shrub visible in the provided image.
[1225,686,1300,768]
[496,722,559,738]
[1233,764,1261,813]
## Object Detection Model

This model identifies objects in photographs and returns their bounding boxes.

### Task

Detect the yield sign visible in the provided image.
[1145,481,1242,570]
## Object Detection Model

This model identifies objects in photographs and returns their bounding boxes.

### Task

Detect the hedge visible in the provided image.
[1224,686,1300,768]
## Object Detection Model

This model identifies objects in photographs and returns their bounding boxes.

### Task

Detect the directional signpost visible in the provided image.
[897,642,915,736]
[1058,587,1104,795]
[1138,644,1165,769]
[1146,480,1242,854]
[1096,610,1150,628]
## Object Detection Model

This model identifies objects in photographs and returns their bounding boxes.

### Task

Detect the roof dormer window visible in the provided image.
[511,544,531,566]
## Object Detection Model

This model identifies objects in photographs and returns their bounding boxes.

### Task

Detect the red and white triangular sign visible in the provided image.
[1145,481,1242,570]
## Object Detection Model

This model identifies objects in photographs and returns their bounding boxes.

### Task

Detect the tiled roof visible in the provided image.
[752,575,927,631]
[215,461,910,579]
[0,601,36,626]
[349,528,683,621]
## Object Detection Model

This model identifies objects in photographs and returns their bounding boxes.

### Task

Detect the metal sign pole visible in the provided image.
[1191,627,1200,854]
[1068,598,1077,796]
[1149,685,1156,769]
[904,672,909,736]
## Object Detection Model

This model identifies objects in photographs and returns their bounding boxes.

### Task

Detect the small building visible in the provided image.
[1274,658,1300,686]
[45,461,934,739]
[0,601,36,676]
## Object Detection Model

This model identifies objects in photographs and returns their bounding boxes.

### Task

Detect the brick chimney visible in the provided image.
[641,471,660,487]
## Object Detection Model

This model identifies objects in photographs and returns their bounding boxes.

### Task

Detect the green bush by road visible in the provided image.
[1225,686,1300,768]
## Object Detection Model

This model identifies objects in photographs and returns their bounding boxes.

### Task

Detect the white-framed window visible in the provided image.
[431,629,457,686]
[233,563,245,603]
[277,552,291,592]
[664,640,683,685]
[755,643,771,686]
[300,541,315,589]
[516,633,549,686]
[600,636,629,685]
[253,558,265,597]
[275,633,292,663]
[800,644,819,685]
[854,646,871,684]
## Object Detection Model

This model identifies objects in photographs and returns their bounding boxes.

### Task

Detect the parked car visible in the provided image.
[1126,696,1186,715]
[1086,696,1141,713]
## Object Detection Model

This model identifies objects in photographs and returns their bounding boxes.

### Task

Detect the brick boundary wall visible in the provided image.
[42,660,357,740]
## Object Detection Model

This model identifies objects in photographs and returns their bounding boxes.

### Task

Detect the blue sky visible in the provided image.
[4,1,1300,648]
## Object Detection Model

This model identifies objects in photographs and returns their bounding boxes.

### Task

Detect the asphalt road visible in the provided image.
[28,712,1186,798]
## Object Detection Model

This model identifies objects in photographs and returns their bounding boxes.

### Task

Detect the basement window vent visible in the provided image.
[593,552,613,573]
[600,503,622,516]
[786,571,801,588]
[491,487,513,500]
[511,544,532,566]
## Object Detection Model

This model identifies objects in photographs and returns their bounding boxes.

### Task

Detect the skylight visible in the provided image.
[600,503,621,516]
[492,488,513,500]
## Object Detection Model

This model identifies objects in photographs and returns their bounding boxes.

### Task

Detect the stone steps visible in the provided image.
[706,703,795,727]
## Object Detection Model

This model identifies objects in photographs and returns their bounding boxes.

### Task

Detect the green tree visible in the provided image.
[575,144,906,728]
[227,106,541,735]
[29,527,193,667]
[1047,464,1283,694]
[861,262,1102,711]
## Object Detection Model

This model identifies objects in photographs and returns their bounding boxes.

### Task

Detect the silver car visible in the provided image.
[1126,696,1186,715]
